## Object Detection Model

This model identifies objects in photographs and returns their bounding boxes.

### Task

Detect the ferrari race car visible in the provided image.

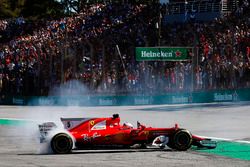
[38,114,216,154]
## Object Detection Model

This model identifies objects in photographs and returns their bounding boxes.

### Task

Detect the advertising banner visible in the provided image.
[6,88,250,106]
[136,47,190,61]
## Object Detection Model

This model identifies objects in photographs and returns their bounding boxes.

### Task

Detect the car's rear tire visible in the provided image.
[167,129,192,151]
[51,133,73,154]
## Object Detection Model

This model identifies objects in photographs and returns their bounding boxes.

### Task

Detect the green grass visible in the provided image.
[193,141,250,161]
[0,119,30,126]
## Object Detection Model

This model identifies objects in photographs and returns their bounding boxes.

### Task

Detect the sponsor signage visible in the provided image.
[136,47,190,61]
[38,98,55,105]
[12,98,24,105]
[213,93,233,101]
[134,97,152,105]
[99,98,115,106]
[67,99,80,106]
[172,96,189,103]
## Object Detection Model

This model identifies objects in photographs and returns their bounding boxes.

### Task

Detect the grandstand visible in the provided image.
[0,0,249,103]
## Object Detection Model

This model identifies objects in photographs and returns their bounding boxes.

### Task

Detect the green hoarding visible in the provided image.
[136,47,190,61]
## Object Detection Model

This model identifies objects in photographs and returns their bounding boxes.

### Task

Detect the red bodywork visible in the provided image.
[60,115,208,148]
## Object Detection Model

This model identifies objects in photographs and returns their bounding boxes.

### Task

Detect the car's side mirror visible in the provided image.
[113,114,119,119]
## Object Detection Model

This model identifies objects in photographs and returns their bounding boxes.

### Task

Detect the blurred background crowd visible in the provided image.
[0,0,249,96]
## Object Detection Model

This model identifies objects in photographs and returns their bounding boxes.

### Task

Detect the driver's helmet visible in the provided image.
[123,122,133,129]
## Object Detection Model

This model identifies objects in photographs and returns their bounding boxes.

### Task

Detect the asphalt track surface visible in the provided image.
[0,103,250,167]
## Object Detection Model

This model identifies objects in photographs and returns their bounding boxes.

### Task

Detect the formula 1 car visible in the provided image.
[38,114,216,154]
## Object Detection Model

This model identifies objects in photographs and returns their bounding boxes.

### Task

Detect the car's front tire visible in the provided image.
[167,129,192,151]
[51,133,73,154]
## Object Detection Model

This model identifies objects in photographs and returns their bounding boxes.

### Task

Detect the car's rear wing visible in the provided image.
[38,118,92,142]
[60,118,93,130]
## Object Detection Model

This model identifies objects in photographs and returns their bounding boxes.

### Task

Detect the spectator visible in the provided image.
[0,2,249,96]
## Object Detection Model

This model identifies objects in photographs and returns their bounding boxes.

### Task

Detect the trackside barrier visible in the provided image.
[0,88,249,106]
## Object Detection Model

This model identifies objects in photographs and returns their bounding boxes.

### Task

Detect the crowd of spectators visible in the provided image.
[0,1,249,97]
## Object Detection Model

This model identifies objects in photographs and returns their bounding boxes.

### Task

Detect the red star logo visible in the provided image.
[175,50,182,57]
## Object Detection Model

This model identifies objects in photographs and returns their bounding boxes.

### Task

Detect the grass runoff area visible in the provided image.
[193,141,250,161]
[0,118,31,126]
[0,118,250,160]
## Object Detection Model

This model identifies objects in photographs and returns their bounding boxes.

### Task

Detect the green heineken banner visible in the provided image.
[136,47,190,61]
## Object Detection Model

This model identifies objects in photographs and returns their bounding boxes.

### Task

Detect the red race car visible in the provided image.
[39,114,216,154]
